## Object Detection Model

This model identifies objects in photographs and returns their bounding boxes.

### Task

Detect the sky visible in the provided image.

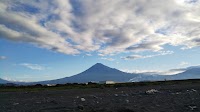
[0,0,200,82]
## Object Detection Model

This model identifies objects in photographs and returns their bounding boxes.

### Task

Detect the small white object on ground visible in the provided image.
[146,89,159,94]
[189,106,197,110]
[81,98,86,102]
[191,89,197,92]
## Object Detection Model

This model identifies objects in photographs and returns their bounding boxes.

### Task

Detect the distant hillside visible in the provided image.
[0,78,10,84]
[171,66,200,80]
[129,66,200,82]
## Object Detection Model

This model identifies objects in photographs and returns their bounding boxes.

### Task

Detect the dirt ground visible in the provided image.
[0,82,200,112]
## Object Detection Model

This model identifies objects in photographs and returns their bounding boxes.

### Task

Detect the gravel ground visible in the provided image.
[0,82,200,112]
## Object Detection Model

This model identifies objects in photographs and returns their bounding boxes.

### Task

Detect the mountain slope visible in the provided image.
[129,66,200,82]
[66,63,139,83]
[0,78,10,84]
[171,66,200,80]
[36,63,139,84]
[26,64,200,85]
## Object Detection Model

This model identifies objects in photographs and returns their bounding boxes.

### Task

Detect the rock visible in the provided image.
[145,89,159,94]
[191,89,197,92]
[189,105,197,110]
[81,98,86,102]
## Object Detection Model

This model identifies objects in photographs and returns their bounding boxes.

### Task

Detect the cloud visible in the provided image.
[121,55,143,60]
[119,69,157,74]
[2,77,18,82]
[19,63,45,70]
[2,75,53,82]
[179,61,189,66]
[121,68,185,75]
[122,51,174,60]
[2,76,30,82]
[158,69,185,75]
[0,0,200,55]
[101,57,115,61]
[86,54,92,56]
[0,56,6,60]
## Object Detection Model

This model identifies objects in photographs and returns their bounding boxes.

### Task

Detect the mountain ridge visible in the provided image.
[0,78,10,84]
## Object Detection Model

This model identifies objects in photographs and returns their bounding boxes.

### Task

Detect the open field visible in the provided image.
[0,79,200,112]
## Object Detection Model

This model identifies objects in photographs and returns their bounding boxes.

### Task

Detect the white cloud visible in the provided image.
[2,77,19,82]
[86,54,92,56]
[122,51,174,60]
[121,55,144,60]
[121,68,185,75]
[101,57,115,61]
[0,56,6,60]
[120,69,157,74]
[160,69,185,75]
[2,75,53,82]
[2,76,30,82]
[19,63,45,70]
[0,0,200,55]
[179,61,189,66]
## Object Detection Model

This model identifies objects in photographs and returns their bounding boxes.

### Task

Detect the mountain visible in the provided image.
[171,66,200,80]
[0,78,10,84]
[129,66,200,82]
[11,64,200,85]
[35,63,139,84]
[67,63,139,82]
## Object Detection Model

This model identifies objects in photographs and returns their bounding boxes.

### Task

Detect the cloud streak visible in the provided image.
[0,0,200,55]
[179,61,189,66]
[19,63,45,70]
[121,68,185,75]
[121,51,174,60]
[0,56,6,60]
[101,57,115,61]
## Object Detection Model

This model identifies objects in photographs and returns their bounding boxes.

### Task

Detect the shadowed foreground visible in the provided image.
[0,80,200,112]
